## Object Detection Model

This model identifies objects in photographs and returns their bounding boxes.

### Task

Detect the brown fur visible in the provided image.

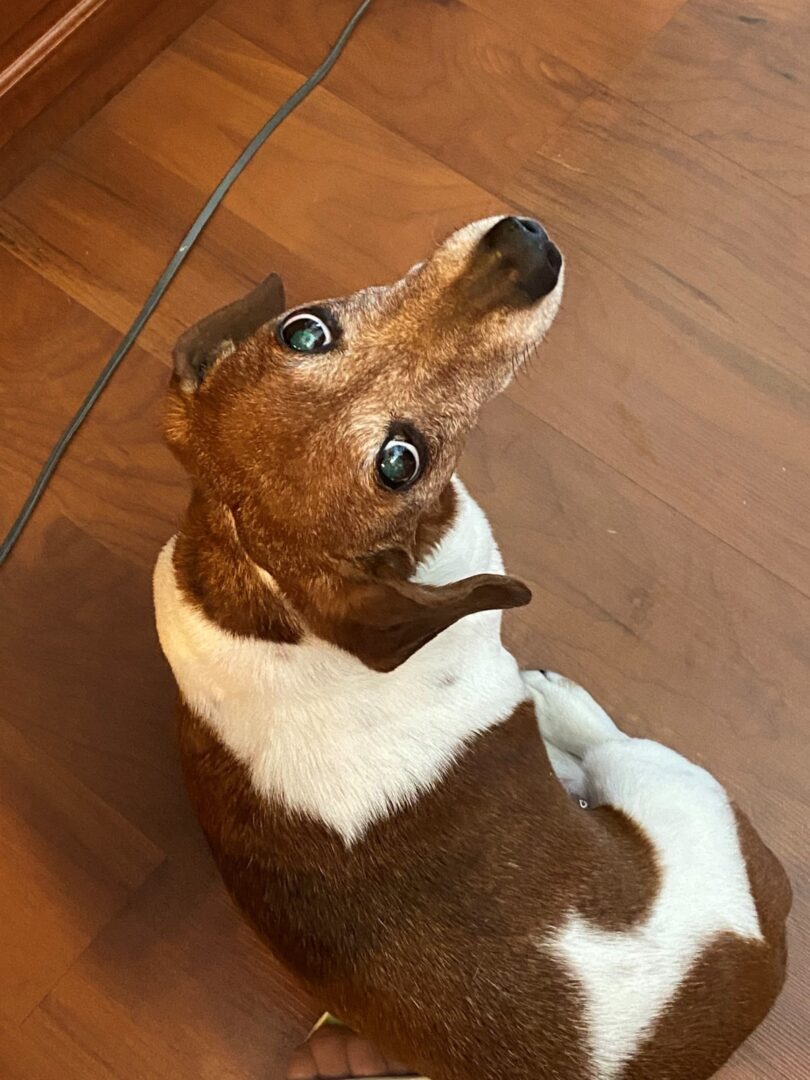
[622,811,791,1080]
[160,222,790,1080]
[178,698,658,1080]
[172,479,467,664]
[163,222,556,670]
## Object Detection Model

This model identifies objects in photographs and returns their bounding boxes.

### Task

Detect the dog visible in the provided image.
[153,216,790,1080]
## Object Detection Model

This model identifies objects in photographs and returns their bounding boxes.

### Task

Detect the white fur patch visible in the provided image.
[529,673,763,1080]
[153,480,527,844]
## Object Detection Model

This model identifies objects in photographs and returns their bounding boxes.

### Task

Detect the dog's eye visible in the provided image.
[377,438,421,490]
[278,311,333,353]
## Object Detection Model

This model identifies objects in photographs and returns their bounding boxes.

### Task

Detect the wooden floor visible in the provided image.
[1,0,808,1075]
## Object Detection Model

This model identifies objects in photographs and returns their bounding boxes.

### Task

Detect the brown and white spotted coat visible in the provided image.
[153,218,791,1080]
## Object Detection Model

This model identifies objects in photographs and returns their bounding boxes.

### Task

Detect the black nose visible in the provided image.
[481,216,562,301]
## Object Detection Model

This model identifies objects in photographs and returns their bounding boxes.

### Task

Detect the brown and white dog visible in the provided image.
[153,217,790,1080]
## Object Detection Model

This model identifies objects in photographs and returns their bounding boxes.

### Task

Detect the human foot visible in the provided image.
[287,1020,417,1079]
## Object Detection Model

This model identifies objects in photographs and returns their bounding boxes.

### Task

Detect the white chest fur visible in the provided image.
[153,480,527,844]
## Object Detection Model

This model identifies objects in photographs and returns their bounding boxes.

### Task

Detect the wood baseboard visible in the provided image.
[0,0,218,198]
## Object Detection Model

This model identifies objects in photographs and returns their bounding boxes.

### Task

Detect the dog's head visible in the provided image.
[167,216,563,669]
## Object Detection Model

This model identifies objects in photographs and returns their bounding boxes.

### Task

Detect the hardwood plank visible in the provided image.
[462,0,686,82]
[211,0,595,192]
[0,252,192,846]
[0,714,162,1024]
[475,395,808,812]
[0,16,504,355]
[0,1,76,71]
[0,1020,103,1080]
[612,0,810,200]
[0,260,188,850]
[0,249,184,565]
[502,91,810,593]
[19,853,316,1079]
[0,504,189,844]
[0,0,219,198]
[162,17,501,277]
[0,132,344,365]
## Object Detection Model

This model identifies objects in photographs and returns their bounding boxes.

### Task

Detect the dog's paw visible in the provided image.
[544,740,592,804]
[523,670,626,757]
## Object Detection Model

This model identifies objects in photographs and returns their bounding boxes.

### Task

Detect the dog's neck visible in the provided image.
[172,483,459,645]
[171,488,300,641]
[154,479,528,843]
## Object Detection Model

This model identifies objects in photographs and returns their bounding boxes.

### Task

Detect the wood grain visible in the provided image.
[0,0,807,1074]
[212,0,595,192]
[0,15,504,350]
[0,714,162,1025]
[0,0,219,198]
[21,854,315,1079]
[0,1,77,71]
[0,1,107,111]
[503,91,810,593]
[613,0,810,201]
[462,0,687,82]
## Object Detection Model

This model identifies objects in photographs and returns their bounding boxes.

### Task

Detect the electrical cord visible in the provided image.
[0,0,371,567]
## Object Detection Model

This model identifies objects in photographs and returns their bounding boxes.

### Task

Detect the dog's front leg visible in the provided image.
[520,670,596,801]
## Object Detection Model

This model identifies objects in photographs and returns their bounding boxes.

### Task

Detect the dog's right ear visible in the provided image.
[321,571,532,672]
[172,272,286,391]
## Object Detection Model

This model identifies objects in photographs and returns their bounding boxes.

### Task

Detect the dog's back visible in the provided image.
[171,684,789,1080]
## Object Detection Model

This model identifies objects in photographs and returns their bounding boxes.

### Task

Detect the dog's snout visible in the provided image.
[480,216,562,302]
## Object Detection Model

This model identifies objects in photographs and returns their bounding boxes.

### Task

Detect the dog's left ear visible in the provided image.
[323,572,531,672]
[172,272,286,390]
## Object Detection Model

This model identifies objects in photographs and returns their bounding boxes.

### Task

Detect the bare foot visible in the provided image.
[287,1022,415,1079]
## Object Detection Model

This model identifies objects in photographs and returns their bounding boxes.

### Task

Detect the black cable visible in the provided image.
[0,0,371,567]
